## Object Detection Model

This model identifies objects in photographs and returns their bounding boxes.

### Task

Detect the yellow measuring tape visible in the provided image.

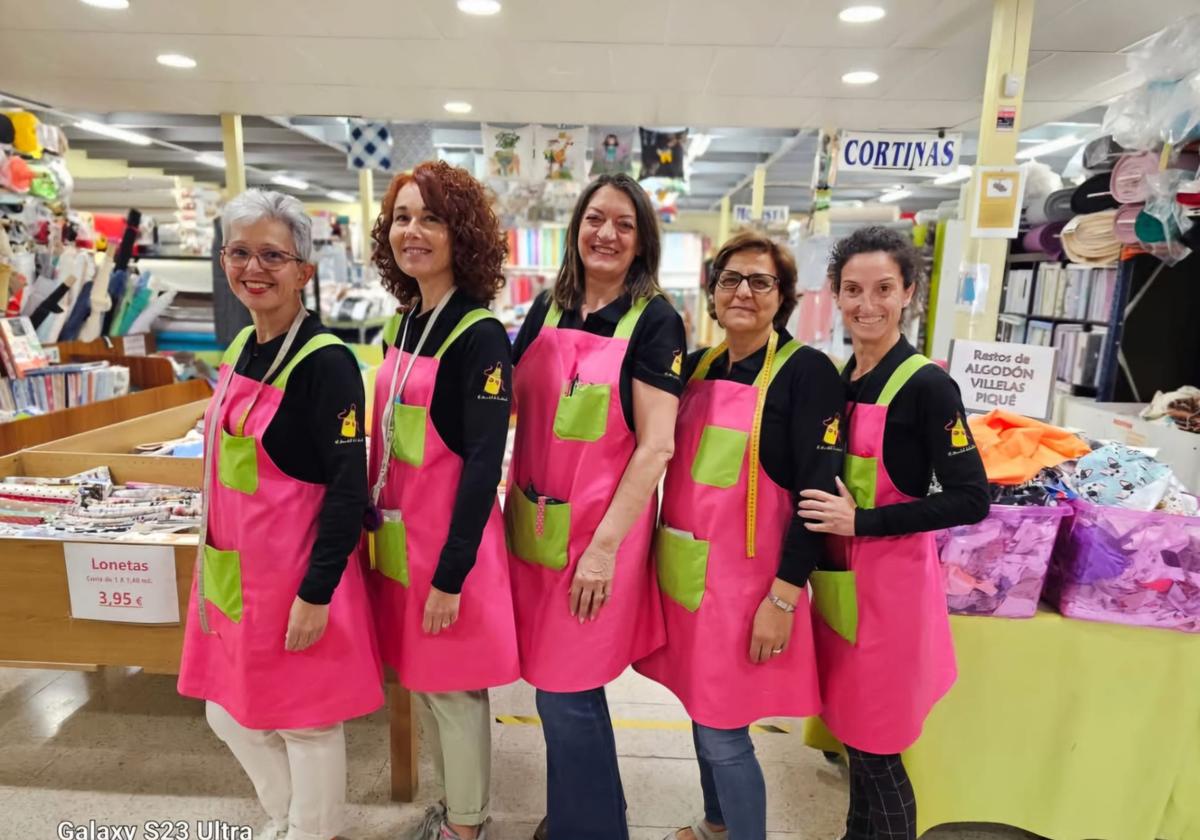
[746,331,779,559]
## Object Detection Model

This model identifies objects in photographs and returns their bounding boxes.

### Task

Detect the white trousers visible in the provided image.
[206,701,345,840]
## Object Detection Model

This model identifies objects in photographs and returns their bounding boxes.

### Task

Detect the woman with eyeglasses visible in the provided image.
[508,174,684,840]
[179,189,382,840]
[366,160,519,840]
[636,232,843,840]
[798,226,988,840]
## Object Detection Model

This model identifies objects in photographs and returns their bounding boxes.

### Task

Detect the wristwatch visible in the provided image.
[766,593,797,614]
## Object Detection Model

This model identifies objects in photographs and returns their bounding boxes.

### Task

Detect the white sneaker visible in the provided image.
[255,819,287,840]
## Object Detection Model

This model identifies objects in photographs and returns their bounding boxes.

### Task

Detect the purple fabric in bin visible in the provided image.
[937,504,1069,618]
[1048,500,1200,633]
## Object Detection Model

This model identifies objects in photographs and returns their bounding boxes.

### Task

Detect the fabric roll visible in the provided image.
[1071,172,1119,214]
[1111,152,1160,204]
[1113,205,1144,245]
[1023,221,1066,258]
[1083,135,1126,172]
[1061,211,1121,265]
[1134,210,1167,244]
[1042,189,1076,223]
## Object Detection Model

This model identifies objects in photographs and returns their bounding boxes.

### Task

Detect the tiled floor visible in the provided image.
[0,665,1035,840]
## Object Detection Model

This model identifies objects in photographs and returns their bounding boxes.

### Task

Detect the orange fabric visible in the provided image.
[967,410,1091,485]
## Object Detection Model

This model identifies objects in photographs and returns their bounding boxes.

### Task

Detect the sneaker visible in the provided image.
[406,804,448,840]
[438,819,489,840]
[255,819,287,840]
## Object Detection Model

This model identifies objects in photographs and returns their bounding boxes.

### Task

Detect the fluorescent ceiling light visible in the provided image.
[933,165,972,186]
[839,5,886,23]
[272,174,311,191]
[879,189,912,203]
[80,0,129,8]
[327,191,356,203]
[157,53,197,69]
[1017,138,1043,143]
[1015,134,1084,159]
[1047,121,1100,128]
[444,101,473,114]
[195,154,226,168]
[842,70,879,85]
[74,119,153,146]
[457,0,501,14]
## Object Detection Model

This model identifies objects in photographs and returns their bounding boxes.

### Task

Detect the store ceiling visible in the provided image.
[0,0,1191,211]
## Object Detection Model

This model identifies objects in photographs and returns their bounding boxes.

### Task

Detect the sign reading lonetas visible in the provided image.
[64,543,180,624]
[947,339,1058,420]
[837,130,963,175]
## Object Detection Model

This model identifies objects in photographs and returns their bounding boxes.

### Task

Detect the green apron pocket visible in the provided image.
[655,526,710,612]
[390,402,428,466]
[691,425,748,489]
[553,383,610,442]
[505,484,571,570]
[370,510,409,586]
[810,570,858,645]
[203,545,243,623]
[844,454,878,510]
[218,429,259,495]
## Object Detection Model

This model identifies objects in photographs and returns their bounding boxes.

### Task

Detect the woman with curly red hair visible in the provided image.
[366,159,519,840]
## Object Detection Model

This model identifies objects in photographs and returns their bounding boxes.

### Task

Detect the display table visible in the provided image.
[804,609,1200,840]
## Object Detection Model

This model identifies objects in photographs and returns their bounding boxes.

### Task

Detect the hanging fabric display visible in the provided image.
[589,128,636,177]
[534,126,588,181]
[390,123,435,172]
[346,120,393,171]
[639,128,688,179]
[482,124,535,180]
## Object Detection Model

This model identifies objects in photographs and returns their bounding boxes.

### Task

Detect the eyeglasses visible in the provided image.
[714,269,780,294]
[221,246,304,271]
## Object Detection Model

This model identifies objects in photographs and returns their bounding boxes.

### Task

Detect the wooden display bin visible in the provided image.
[0,449,419,801]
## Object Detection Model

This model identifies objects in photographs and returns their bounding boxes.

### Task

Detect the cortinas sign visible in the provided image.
[837,131,962,174]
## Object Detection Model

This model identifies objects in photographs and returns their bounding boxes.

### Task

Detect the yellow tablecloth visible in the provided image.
[804,609,1200,840]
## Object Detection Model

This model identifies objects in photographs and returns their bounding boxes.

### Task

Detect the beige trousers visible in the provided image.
[415,689,493,825]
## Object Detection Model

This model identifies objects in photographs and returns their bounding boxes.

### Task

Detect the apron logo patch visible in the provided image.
[818,413,843,451]
[671,349,683,377]
[338,404,359,438]
[479,363,508,401]
[947,414,968,448]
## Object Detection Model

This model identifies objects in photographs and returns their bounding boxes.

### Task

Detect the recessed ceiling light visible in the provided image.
[327,191,356,203]
[842,70,879,85]
[839,5,886,23]
[74,120,153,146]
[157,53,197,69]
[444,101,473,114]
[272,174,311,191]
[879,189,912,203]
[456,0,501,15]
[195,154,226,168]
[80,0,130,9]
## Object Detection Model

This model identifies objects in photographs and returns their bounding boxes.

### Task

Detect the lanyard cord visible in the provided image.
[369,289,454,508]
[196,306,307,634]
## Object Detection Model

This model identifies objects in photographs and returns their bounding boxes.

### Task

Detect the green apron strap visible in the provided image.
[877,354,932,407]
[434,309,499,359]
[544,300,563,328]
[613,295,651,340]
[765,339,803,388]
[381,312,403,347]
[273,334,346,390]
[690,344,727,382]
[221,326,255,368]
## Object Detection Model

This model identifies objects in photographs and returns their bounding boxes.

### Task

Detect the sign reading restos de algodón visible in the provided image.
[838,130,963,175]
[947,339,1058,420]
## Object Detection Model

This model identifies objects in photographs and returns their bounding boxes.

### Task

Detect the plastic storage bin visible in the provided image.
[937,504,1070,618]
[1047,500,1200,633]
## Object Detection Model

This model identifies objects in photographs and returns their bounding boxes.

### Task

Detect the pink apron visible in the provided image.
[366,308,520,692]
[635,336,822,730]
[811,354,957,754]
[506,297,666,692]
[178,324,384,730]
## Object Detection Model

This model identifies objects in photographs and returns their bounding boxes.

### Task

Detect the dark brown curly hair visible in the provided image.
[371,160,507,308]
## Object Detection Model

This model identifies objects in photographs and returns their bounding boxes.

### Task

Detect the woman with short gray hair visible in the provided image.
[178,189,383,840]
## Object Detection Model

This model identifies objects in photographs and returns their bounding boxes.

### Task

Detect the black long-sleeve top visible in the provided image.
[232,311,367,605]
[383,293,512,594]
[684,329,844,587]
[842,336,990,536]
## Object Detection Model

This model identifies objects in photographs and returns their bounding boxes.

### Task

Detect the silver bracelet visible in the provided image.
[766,593,796,614]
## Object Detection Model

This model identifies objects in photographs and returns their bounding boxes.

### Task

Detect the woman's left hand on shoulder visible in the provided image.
[285,596,330,652]
[798,476,857,536]
[423,587,462,635]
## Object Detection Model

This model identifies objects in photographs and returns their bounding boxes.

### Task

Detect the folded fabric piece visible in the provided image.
[1061,211,1122,265]
[1071,172,1119,214]
[1071,443,1172,510]
[1023,221,1066,258]
[1113,204,1144,244]
[1141,385,1200,419]
[967,410,1093,485]
[1083,135,1126,171]
[1040,189,1077,223]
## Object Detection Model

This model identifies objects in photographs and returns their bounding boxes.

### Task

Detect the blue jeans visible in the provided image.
[536,687,628,840]
[693,722,767,840]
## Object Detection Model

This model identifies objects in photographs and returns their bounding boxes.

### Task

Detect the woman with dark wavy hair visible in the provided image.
[367,160,519,840]
[507,173,685,840]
